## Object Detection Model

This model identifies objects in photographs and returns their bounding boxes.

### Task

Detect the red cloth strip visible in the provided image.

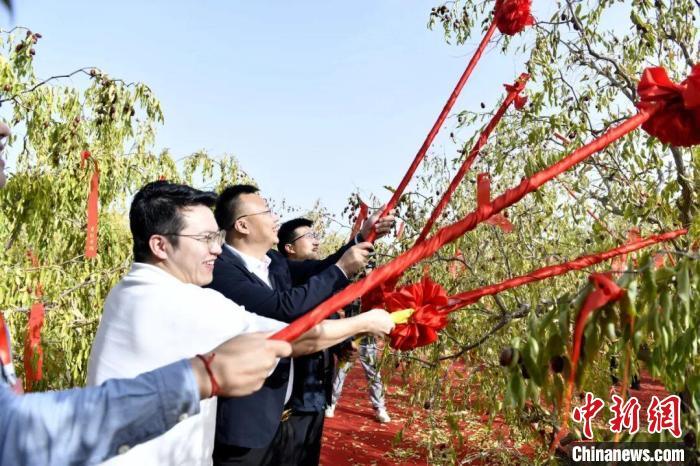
[349,199,368,241]
[477,173,514,233]
[442,229,686,313]
[365,20,499,243]
[0,313,11,366]
[415,74,528,244]
[83,151,100,259]
[270,106,658,343]
[552,273,624,452]
[23,250,45,391]
[23,300,45,391]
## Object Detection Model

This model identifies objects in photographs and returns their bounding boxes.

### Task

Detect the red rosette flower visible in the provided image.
[494,0,534,36]
[637,65,700,147]
[384,276,450,351]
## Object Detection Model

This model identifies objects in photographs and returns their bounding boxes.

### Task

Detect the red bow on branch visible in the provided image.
[384,276,450,351]
[637,64,700,147]
[495,0,534,36]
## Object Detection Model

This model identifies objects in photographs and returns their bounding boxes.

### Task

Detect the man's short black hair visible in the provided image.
[130,180,217,262]
[277,217,314,256]
[214,184,259,230]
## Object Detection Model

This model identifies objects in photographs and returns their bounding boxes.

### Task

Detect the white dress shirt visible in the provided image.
[225,244,273,288]
[87,262,286,466]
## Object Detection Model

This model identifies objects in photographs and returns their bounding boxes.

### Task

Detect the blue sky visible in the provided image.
[12,1,536,221]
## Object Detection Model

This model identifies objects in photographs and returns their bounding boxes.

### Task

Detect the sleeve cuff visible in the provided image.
[153,359,201,430]
[334,264,348,279]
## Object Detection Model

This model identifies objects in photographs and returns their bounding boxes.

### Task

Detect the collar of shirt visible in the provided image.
[129,262,185,285]
[225,244,273,288]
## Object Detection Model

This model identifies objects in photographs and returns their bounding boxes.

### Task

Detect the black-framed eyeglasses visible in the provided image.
[289,231,320,243]
[235,209,272,221]
[165,230,226,248]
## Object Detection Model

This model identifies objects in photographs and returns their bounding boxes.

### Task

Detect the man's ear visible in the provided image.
[233,218,249,236]
[148,235,170,260]
[284,243,295,256]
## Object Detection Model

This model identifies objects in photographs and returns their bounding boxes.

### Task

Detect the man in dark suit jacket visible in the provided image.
[208,185,394,465]
[276,217,346,466]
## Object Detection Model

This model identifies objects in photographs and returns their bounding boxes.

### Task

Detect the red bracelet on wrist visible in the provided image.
[195,353,220,397]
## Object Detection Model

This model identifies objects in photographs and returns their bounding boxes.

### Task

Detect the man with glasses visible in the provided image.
[276,217,356,465]
[87,181,395,465]
[209,185,395,465]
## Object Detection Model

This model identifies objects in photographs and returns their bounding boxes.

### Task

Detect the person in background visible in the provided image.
[276,218,350,465]
[0,121,294,466]
[325,300,391,424]
[277,219,390,426]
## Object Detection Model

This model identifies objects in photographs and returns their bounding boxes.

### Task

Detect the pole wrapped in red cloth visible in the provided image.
[415,74,528,244]
[442,228,686,313]
[383,276,450,350]
[494,0,534,35]
[365,20,499,242]
[82,150,100,259]
[270,105,659,343]
[637,64,700,147]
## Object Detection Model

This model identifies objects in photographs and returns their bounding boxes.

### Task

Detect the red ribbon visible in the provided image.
[637,65,700,147]
[23,297,44,391]
[443,229,686,313]
[24,251,45,391]
[0,313,11,368]
[82,151,100,259]
[494,0,535,36]
[22,250,45,390]
[551,273,624,451]
[349,199,369,241]
[384,277,450,351]
[365,20,499,242]
[415,74,528,244]
[271,105,657,343]
[477,173,514,233]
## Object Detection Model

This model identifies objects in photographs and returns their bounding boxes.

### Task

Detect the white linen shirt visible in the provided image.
[87,262,286,466]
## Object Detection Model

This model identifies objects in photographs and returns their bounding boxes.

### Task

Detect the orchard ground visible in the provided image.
[321,361,670,465]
